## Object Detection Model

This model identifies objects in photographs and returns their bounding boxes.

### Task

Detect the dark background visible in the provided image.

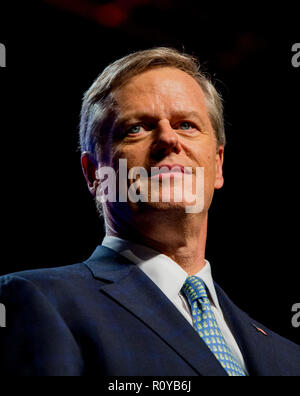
[0,0,299,344]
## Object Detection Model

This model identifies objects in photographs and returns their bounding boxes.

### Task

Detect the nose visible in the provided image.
[151,119,182,160]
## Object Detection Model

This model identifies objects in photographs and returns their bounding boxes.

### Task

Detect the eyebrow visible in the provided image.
[114,110,207,129]
[176,111,207,126]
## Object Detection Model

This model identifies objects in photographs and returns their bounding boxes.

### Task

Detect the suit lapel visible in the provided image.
[85,246,227,376]
[215,283,281,376]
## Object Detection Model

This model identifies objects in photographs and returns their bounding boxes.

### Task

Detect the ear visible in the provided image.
[214,145,224,190]
[81,151,99,197]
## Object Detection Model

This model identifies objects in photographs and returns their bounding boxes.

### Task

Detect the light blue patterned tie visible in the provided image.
[182,276,246,376]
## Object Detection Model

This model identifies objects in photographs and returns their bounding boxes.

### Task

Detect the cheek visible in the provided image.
[111,142,148,170]
[207,153,217,176]
[188,142,216,171]
[190,146,217,191]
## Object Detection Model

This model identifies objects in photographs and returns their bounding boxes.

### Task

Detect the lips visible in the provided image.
[150,164,193,177]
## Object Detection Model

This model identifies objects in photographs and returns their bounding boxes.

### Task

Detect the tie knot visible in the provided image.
[181,276,208,303]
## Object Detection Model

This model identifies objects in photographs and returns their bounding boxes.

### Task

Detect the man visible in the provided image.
[0,47,299,376]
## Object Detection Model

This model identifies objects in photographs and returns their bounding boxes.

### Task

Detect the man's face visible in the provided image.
[98,67,224,220]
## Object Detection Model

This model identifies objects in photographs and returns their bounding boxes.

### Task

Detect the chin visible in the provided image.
[133,200,191,213]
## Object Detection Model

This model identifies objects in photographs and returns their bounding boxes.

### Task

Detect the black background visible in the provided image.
[0,0,299,345]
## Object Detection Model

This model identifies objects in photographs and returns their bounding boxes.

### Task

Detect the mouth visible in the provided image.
[150,164,193,179]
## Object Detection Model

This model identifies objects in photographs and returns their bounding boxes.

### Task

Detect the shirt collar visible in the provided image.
[101,235,221,310]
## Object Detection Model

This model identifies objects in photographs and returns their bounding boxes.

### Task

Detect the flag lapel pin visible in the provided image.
[252,324,268,336]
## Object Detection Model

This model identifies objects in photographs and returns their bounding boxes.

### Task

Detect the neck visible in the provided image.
[105,206,208,275]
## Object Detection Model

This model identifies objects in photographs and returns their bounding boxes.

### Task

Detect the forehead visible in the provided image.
[112,67,208,116]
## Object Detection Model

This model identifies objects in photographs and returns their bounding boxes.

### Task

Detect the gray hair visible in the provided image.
[79,47,226,161]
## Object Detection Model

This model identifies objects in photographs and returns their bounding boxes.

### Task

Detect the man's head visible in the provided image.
[80,47,225,231]
[80,47,225,162]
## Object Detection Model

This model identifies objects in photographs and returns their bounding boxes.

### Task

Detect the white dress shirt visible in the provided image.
[102,235,247,373]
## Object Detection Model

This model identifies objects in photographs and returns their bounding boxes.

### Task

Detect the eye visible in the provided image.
[127,125,143,135]
[178,121,193,130]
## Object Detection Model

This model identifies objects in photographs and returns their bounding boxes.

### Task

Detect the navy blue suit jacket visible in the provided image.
[0,245,299,376]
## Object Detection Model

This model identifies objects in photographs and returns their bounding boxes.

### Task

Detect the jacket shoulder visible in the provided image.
[0,265,86,375]
[0,262,97,308]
